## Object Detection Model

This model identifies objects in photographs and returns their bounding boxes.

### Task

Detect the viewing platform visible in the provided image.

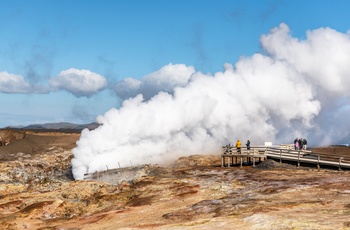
[221,145,267,167]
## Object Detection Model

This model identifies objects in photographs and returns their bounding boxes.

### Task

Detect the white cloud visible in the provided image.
[50,68,107,97]
[0,71,32,93]
[112,77,142,100]
[113,63,195,100]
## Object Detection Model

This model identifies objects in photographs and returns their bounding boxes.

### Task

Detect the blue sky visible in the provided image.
[1,0,350,128]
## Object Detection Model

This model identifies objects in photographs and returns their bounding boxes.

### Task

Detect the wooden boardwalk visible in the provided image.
[265,147,350,170]
[83,145,350,182]
[222,145,350,170]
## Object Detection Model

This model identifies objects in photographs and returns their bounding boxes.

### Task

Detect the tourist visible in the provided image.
[236,139,241,152]
[298,138,303,150]
[246,140,251,150]
[294,138,299,150]
[303,139,308,150]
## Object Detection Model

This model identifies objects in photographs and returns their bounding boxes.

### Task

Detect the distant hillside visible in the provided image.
[4,122,99,132]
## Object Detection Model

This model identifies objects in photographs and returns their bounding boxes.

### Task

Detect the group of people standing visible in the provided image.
[233,138,308,151]
[235,139,251,151]
[294,138,307,150]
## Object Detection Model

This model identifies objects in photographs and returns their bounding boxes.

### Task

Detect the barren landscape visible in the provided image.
[1,129,350,229]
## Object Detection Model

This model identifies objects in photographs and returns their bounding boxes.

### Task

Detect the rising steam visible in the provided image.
[71,23,350,179]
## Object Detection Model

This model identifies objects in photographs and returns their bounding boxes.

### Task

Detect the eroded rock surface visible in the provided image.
[1,131,350,229]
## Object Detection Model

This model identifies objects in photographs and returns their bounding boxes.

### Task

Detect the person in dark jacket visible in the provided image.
[302,139,307,150]
[294,138,299,150]
[298,138,303,150]
[246,140,251,150]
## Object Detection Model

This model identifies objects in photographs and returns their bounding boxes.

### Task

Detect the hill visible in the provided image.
[3,122,99,133]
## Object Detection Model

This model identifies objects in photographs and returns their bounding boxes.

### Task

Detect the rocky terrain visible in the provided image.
[1,129,350,229]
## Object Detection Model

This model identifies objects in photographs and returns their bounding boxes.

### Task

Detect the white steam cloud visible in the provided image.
[72,23,350,179]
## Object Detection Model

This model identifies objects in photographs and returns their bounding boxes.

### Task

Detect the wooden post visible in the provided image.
[280,149,282,163]
[221,156,224,167]
[297,151,300,168]
[317,155,320,169]
[227,156,230,167]
[240,156,243,168]
[248,149,251,164]
[339,157,343,171]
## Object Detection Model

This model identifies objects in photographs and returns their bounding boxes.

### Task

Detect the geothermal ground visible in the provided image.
[1,130,350,229]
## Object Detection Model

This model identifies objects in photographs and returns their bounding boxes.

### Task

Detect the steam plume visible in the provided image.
[71,23,350,179]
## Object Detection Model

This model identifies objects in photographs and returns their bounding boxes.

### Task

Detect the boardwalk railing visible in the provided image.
[265,147,350,170]
[222,145,350,170]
